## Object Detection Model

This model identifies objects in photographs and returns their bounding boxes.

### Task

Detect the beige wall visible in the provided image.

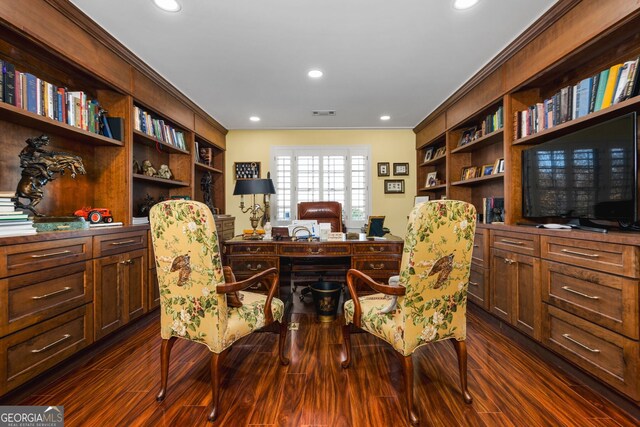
[225,129,416,236]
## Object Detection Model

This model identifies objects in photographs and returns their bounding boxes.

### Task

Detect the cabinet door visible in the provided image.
[490,248,513,322]
[94,254,123,340]
[124,249,147,322]
[513,252,540,341]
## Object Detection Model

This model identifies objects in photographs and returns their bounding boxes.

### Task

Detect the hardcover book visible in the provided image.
[3,61,15,106]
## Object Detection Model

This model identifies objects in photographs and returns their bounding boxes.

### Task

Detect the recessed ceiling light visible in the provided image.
[249,116,261,122]
[308,70,323,78]
[453,0,479,10]
[152,0,181,12]
[380,115,391,121]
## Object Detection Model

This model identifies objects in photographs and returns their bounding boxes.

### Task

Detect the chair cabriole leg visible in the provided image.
[278,321,290,365]
[401,354,419,426]
[452,339,472,403]
[156,337,177,402]
[341,323,352,368]
[208,347,229,422]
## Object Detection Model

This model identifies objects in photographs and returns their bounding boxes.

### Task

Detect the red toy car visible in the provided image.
[74,207,114,224]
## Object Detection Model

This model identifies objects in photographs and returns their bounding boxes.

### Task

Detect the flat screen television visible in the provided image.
[522,112,638,226]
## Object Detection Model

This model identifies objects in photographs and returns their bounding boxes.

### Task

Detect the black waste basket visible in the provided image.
[310,281,342,322]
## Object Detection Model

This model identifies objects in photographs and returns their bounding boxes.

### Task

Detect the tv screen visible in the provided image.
[522,112,637,223]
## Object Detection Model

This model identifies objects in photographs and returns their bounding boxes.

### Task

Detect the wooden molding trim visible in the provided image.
[413,0,580,134]
[43,0,228,135]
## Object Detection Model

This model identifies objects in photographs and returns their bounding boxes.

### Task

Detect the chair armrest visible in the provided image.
[216,267,279,324]
[345,269,406,328]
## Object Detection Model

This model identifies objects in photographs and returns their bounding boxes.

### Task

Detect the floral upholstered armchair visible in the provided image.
[149,200,288,422]
[342,200,476,426]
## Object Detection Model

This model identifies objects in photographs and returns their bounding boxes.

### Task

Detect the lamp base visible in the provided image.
[242,233,264,240]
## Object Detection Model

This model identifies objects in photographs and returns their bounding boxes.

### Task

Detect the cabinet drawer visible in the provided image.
[491,231,539,256]
[279,243,350,256]
[541,236,639,278]
[214,217,235,232]
[541,261,638,339]
[543,305,639,401]
[0,237,91,278]
[225,243,277,255]
[1,262,93,337]
[352,257,401,274]
[352,243,403,255]
[228,257,279,278]
[93,231,147,258]
[0,304,93,395]
[468,263,488,309]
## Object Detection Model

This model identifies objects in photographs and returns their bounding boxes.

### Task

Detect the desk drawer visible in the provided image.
[1,261,93,337]
[279,243,350,256]
[541,260,638,339]
[543,305,639,401]
[352,243,402,255]
[229,257,279,278]
[541,236,638,278]
[225,243,277,255]
[352,257,400,274]
[472,230,486,266]
[0,237,91,278]
[491,231,539,256]
[93,231,147,258]
[468,263,488,309]
[0,304,93,395]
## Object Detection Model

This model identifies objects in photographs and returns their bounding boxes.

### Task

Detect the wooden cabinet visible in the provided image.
[468,228,490,308]
[214,215,235,243]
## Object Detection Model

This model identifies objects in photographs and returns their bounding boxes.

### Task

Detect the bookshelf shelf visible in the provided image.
[420,154,446,167]
[195,162,223,174]
[450,173,504,187]
[0,102,124,147]
[419,184,447,192]
[451,128,503,154]
[133,130,189,154]
[132,173,190,187]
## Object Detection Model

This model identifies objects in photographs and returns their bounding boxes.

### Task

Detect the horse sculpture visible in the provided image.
[15,135,86,216]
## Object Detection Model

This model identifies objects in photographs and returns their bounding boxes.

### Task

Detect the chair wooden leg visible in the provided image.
[400,354,419,426]
[207,348,229,422]
[451,339,473,404]
[278,321,290,366]
[156,337,177,402]
[341,324,352,368]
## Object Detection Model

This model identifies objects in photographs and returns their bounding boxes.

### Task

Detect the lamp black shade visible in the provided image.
[233,178,276,195]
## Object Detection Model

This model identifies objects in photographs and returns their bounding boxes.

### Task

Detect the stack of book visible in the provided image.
[514,57,640,139]
[0,191,36,237]
[132,217,149,225]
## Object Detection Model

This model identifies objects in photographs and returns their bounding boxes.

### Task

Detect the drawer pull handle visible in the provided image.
[473,245,479,248]
[560,249,599,258]
[369,246,384,252]
[31,250,72,259]
[247,263,262,271]
[110,240,137,246]
[31,334,71,353]
[561,286,600,300]
[307,247,324,254]
[469,281,479,286]
[119,259,134,265]
[503,258,515,265]
[500,239,524,246]
[562,333,600,353]
[247,248,261,253]
[369,263,385,270]
[32,287,72,300]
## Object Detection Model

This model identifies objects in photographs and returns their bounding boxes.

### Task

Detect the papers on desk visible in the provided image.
[369,236,387,240]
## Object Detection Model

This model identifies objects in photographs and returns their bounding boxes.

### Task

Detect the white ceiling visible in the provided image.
[70,0,557,130]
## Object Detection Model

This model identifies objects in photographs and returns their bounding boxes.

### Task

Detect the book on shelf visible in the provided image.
[0,219,32,227]
[0,213,30,220]
[132,217,149,225]
[106,117,124,141]
[3,61,16,106]
[0,191,16,198]
[0,228,37,237]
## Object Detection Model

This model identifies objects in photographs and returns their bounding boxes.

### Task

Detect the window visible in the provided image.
[271,146,371,230]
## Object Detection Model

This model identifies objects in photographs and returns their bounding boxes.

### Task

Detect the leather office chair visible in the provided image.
[341,200,476,426]
[292,201,346,299]
[149,200,289,422]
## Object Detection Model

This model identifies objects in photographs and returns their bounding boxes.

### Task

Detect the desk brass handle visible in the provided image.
[469,281,479,286]
[32,287,72,300]
[503,258,515,265]
[31,250,72,258]
[369,246,384,252]
[562,333,600,353]
[31,334,71,353]
[500,239,524,246]
[246,263,262,271]
[119,259,134,265]
[247,247,261,253]
[561,286,599,300]
[560,249,599,258]
[110,240,136,246]
[369,263,385,270]
[307,247,324,254]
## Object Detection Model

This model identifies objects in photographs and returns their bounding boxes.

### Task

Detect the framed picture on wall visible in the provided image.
[384,179,405,194]
[377,162,390,176]
[234,162,261,179]
[393,163,409,176]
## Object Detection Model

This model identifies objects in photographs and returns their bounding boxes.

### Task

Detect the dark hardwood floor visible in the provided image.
[4,297,639,426]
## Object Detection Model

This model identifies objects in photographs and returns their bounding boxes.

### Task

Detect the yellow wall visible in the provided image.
[225,129,416,236]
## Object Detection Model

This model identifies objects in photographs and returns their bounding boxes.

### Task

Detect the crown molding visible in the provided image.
[413,0,581,134]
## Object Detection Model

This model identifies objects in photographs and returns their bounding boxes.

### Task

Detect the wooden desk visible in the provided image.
[223,236,404,294]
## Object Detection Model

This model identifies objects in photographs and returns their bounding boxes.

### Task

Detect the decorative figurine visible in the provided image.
[155,164,173,179]
[15,134,86,216]
[138,193,156,217]
[142,160,156,177]
[133,159,141,174]
[201,171,214,212]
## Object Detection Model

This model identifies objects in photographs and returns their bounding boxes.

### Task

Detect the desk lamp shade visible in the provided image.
[233,179,276,196]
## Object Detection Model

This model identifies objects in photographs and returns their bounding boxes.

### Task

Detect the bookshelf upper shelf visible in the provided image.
[195,162,223,174]
[132,173,190,187]
[451,129,503,154]
[451,173,504,187]
[133,130,190,154]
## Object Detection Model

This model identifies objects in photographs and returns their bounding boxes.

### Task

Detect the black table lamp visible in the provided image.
[233,178,276,239]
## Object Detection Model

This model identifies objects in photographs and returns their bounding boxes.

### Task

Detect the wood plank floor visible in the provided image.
[5,305,639,427]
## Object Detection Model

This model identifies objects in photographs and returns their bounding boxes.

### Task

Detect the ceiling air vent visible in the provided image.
[312,110,336,116]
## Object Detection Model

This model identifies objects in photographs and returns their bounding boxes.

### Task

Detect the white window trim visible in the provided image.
[270,145,371,231]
